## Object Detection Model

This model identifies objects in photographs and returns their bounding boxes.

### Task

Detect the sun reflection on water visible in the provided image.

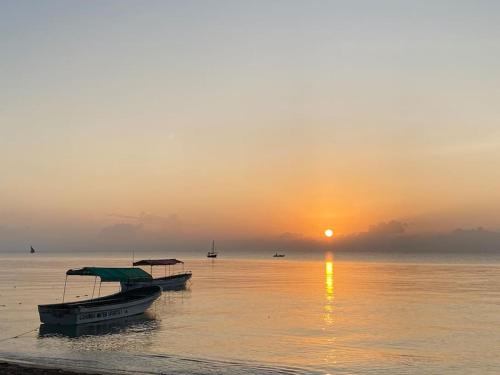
[324,253,335,326]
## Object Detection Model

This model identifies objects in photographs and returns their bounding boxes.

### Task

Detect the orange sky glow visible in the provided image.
[2,2,500,251]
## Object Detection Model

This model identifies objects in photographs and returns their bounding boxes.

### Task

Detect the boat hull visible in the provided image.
[121,272,192,291]
[38,286,161,325]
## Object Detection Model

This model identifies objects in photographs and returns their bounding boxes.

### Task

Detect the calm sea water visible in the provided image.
[0,253,499,374]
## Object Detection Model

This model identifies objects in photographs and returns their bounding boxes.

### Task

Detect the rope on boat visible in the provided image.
[0,327,39,343]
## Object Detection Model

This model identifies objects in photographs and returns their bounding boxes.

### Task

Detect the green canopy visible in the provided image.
[66,267,152,282]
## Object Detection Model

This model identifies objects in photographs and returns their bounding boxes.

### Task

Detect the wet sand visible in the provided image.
[0,361,101,374]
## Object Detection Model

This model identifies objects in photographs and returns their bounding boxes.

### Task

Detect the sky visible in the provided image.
[1,1,500,252]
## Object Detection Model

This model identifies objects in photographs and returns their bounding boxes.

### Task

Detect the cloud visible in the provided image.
[138,213,182,233]
[368,220,408,235]
[277,232,304,241]
[4,213,500,256]
[99,223,142,238]
[107,213,140,220]
[330,223,500,254]
[106,212,182,234]
[97,212,183,249]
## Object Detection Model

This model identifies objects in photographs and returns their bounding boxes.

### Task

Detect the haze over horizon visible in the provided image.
[2,1,500,253]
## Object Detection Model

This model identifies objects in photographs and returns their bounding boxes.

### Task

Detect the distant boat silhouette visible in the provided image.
[207,240,218,258]
[30,246,35,254]
[273,252,285,258]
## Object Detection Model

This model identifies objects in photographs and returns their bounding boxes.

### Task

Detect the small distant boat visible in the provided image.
[122,258,192,291]
[30,246,35,254]
[38,267,161,325]
[273,252,285,258]
[207,240,218,258]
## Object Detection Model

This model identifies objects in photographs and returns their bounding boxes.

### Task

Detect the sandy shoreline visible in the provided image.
[0,361,102,375]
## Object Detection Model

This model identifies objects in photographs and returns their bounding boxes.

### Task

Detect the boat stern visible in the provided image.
[38,304,77,325]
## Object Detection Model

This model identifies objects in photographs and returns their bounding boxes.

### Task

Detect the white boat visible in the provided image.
[207,240,218,258]
[122,258,192,291]
[38,267,161,325]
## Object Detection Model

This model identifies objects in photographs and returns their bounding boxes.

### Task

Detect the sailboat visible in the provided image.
[207,240,218,258]
[273,252,285,258]
[30,246,35,254]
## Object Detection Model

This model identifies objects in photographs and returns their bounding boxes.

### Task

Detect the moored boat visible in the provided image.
[122,259,192,291]
[38,267,161,325]
[273,252,285,257]
[207,240,218,258]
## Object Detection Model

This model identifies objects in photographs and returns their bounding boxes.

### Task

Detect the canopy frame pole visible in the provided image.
[62,275,68,303]
[91,276,97,300]
[165,265,167,277]
[98,280,102,298]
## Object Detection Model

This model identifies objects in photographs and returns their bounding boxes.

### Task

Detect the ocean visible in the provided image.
[0,252,499,374]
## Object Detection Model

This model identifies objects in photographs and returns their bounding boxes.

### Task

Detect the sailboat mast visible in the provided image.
[207,239,217,258]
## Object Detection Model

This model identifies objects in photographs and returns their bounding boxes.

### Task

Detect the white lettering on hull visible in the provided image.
[77,307,126,323]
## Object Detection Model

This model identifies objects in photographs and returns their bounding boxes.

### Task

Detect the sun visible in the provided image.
[324,229,334,238]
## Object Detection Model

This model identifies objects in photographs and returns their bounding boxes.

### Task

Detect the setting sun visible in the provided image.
[324,229,334,238]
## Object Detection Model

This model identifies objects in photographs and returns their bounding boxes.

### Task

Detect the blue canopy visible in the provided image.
[66,267,152,282]
[133,259,183,266]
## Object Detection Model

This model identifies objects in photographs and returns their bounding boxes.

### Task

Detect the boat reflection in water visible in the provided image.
[39,312,158,338]
[163,284,189,292]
